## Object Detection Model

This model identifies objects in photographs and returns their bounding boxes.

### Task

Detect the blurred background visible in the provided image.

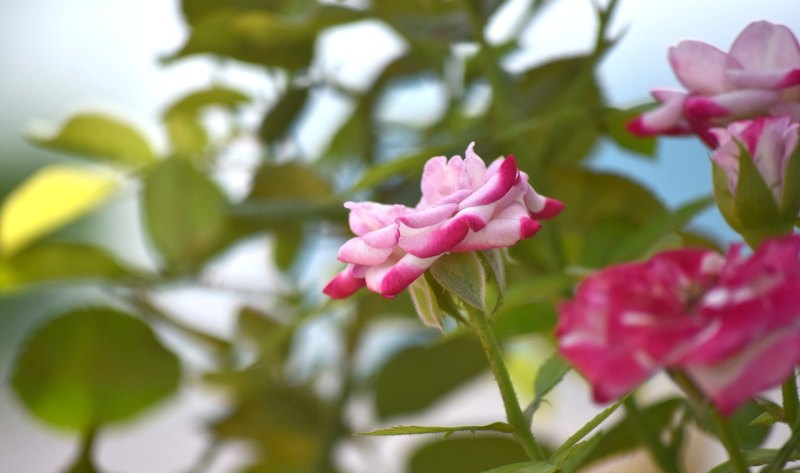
[1,0,798,472]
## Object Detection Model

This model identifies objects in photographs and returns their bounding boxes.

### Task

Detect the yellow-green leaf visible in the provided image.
[0,165,117,256]
[29,113,156,167]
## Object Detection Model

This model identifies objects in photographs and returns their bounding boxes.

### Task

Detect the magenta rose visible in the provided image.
[628,21,800,147]
[324,143,563,299]
[557,234,800,414]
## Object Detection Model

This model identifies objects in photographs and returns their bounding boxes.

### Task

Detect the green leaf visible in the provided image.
[408,275,444,329]
[167,6,365,70]
[429,252,487,310]
[273,224,302,270]
[601,106,657,158]
[359,422,513,437]
[557,436,603,473]
[576,398,682,467]
[350,145,454,192]
[0,164,118,256]
[248,162,333,202]
[687,400,771,451]
[0,241,129,291]
[10,307,181,430]
[608,195,714,263]
[29,113,156,167]
[259,87,309,144]
[482,462,553,473]
[142,158,228,271]
[750,411,779,426]
[527,353,571,417]
[163,86,250,156]
[374,335,487,418]
[409,436,530,473]
[554,397,626,457]
[709,448,800,473]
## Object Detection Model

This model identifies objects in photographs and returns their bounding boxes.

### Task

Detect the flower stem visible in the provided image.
[469,306,546,461]
[669,370,748,473]
[782,370,799,425]
[709,408,749,473]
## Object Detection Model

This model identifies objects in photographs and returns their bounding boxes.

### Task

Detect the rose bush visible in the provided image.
[324,143,563,299]
[557,234,800,413]
[627,21,800,147]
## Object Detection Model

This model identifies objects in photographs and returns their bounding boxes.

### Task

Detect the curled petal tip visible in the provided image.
[323,271,365,299]
[531,198,565,220]
[520,218,542,238]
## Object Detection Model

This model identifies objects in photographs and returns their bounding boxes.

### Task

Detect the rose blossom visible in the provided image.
[710,116,800,203]
[324,143,563,299]
[628,21,800,147]
[557,234,800,414]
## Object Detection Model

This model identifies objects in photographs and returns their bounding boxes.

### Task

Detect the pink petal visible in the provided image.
[669,40,734,94]
[684,89,781,120]
[338,237,394,265]
[686,331,800,414]
[449,203,541,252]
[626,92,690,136]
[420,155,464,207]
[362,224,400,248]
[345,201,410,235]
[725,68,800,90]
[524,188,564,219]
[323,265,366,299]
[365,253,440,298]
[457,156,518,208]
[397,204,457,229]
[729,21,800,72]
[398,217,470,258]
[460,142,487,190]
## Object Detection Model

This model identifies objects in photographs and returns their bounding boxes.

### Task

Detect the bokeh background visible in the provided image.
[1,1,798,472]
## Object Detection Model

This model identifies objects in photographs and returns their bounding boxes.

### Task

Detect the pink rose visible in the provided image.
[324,143,563,299]
[628,21,800,147]
[710,116,800,203]
[557,234,800,414]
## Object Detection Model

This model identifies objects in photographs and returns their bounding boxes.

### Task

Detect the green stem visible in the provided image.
[65,427,99,473]
[670,370,748,473]
[782,370,799,425]
[763,415,800,473]
[469,306,545,461]
[709,409,749,473]
[622,397,683,473]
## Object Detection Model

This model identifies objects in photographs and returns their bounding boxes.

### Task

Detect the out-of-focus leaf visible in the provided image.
[210,375,324,469]
[482,462,553,473]
[608,195,714,263]
[430,252,486,310]
[507,57,604,168]
[687,400,771,450]
[181,0,298,26]
[709,448,800,473]
[273,224,302,270]
[28,113,155,167]
[351,144,457,192]
[142,158,228,271]
[259,87,309,144]
[576,398,682,468]
[0,165,117,256]
[409,436,530,473]
[167,6,365,69]
[163,86,250,156]
[374,334,488,418]
[10,307,181,431]
[360,422,513,437]
[373,0,473,46]
[0,242,129,290]
[248,162,332,202]
[527,167,666,269]
[601,106,657,158]
[554,398,625,457]
[780,143,800,219]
